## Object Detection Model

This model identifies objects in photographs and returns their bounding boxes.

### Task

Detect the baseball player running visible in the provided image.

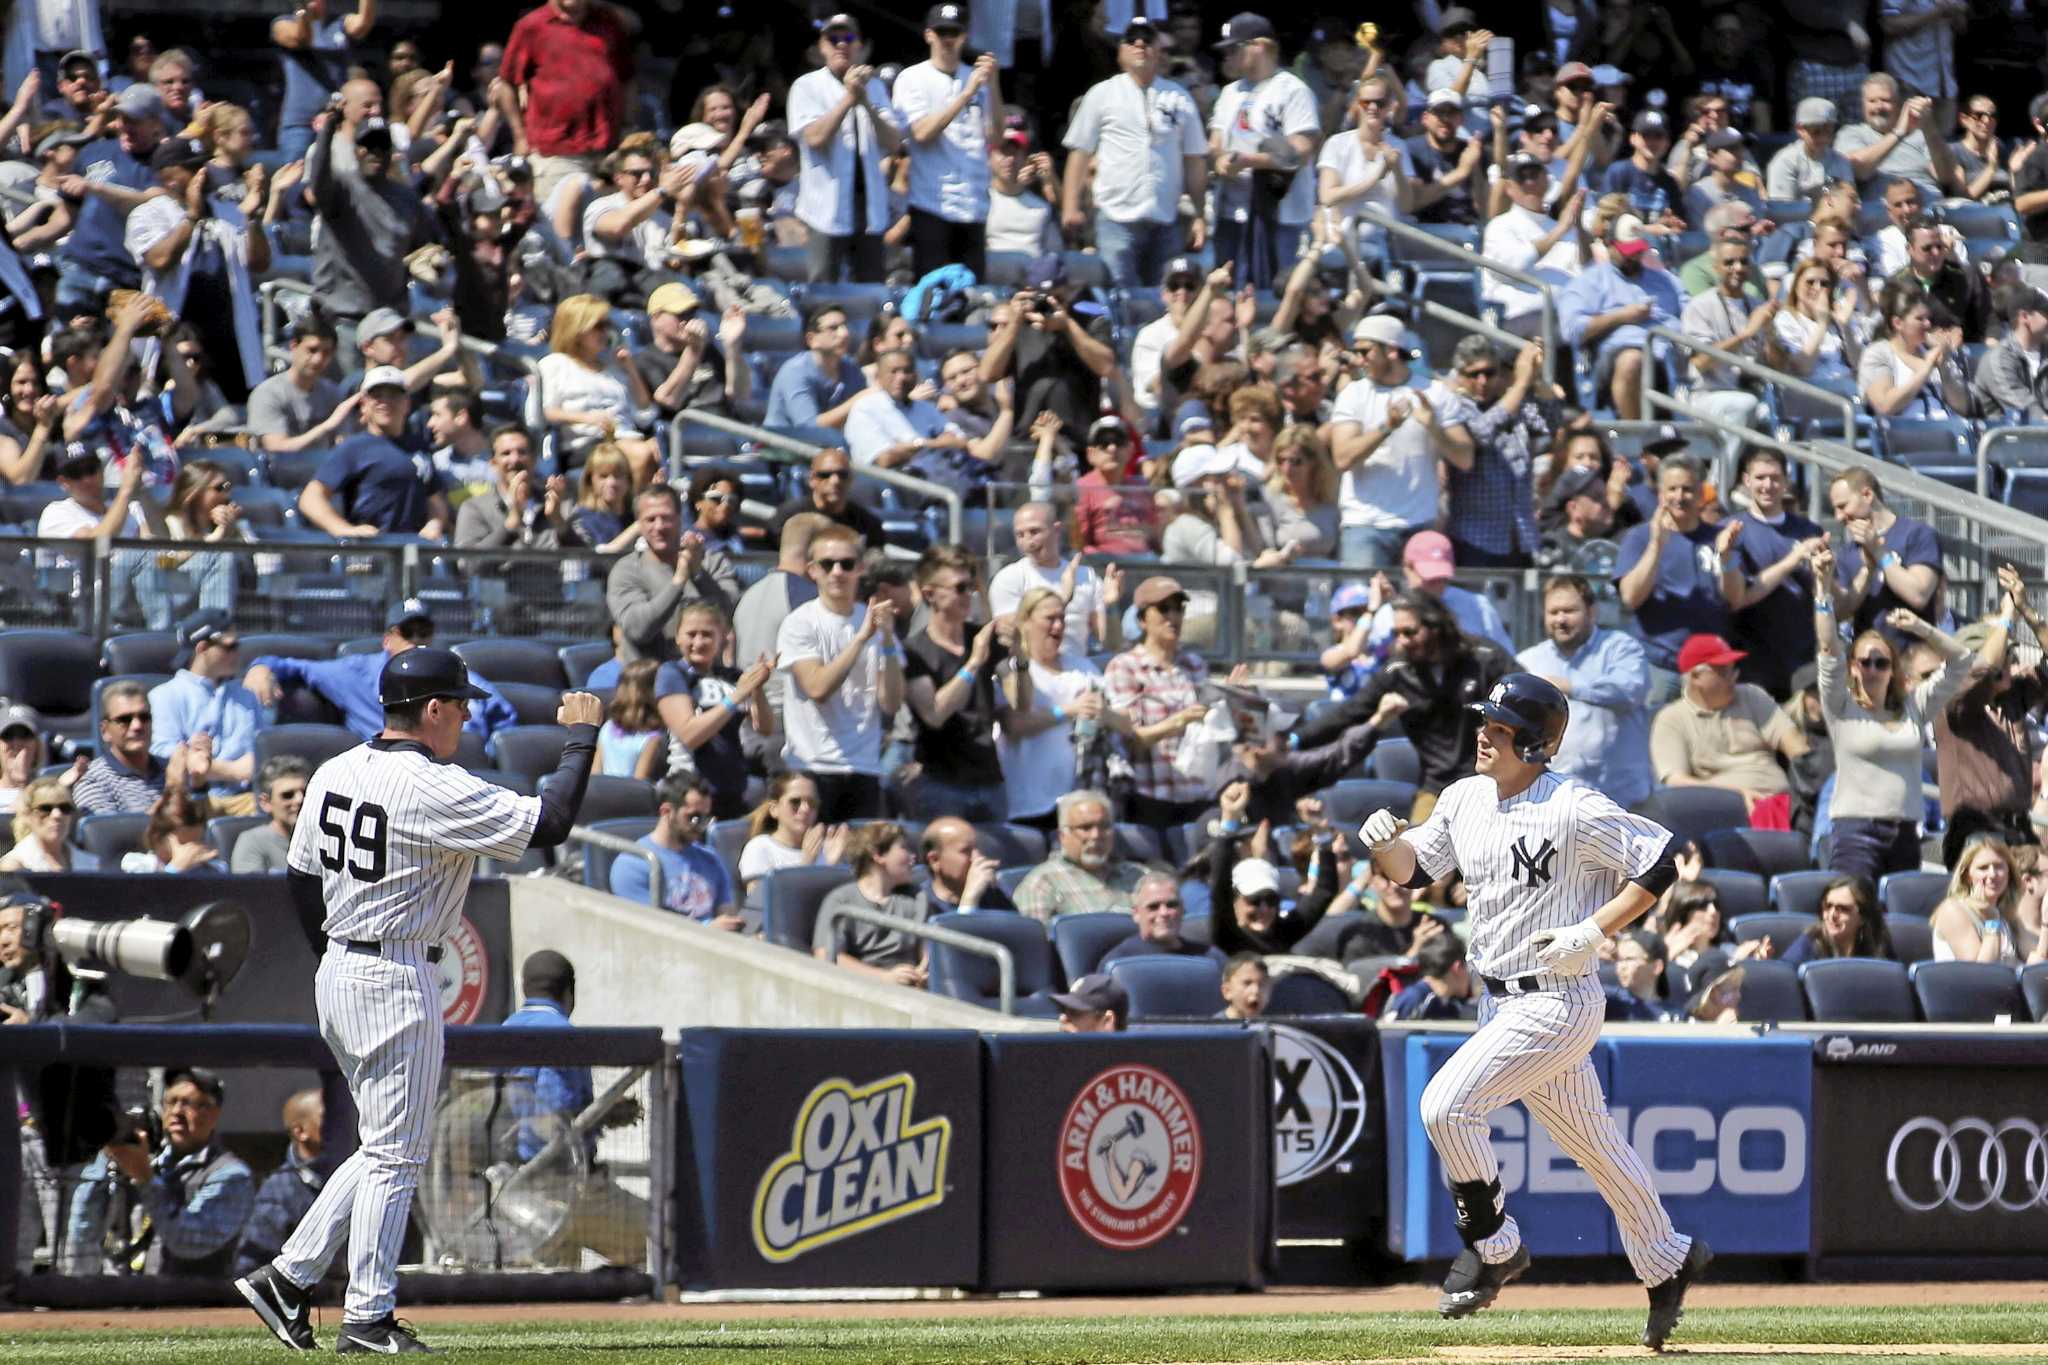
[235,646,602,1354]
[1360,673,1710,1352]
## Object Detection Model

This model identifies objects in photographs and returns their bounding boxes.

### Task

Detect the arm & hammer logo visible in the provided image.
[751,1073,951,1262]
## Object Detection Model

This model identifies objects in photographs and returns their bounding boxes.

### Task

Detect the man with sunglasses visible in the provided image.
[46,49,109,123]
[1648,631,1806,817]
[776,523,904,822]
[74,679,177,817]
[1101,871,1225,966]
[609,775,742,928]
[788,12,903,284]
[1446,336,1551,569]
[1061,14,1208,292]
[1480,153,1585,339]
[769,448,886,559]
[148,609,264,814]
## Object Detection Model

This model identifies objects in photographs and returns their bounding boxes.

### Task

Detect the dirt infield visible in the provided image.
[14,1277,2048,1332]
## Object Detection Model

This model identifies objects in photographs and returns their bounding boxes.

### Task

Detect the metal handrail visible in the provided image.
[1343,218,1537,358]
[814,901,1019,1015]
[1977,426,2040,502]
[571,824,664,906]
[1643,324,1859,443]
[1357,207,1559,364]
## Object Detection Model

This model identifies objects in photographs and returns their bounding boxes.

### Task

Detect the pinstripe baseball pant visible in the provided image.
[1419,977,1691,1286]
[273,942,443,1322]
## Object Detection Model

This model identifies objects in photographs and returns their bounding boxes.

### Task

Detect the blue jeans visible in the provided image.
[1339,524,1418,569]
[1093,215,1179,292]
[53,258,127,313]
[1828,817,1921,886]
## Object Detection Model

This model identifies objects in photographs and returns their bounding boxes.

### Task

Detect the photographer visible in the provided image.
[978,254,1118,443]
[65,1067,254,1276]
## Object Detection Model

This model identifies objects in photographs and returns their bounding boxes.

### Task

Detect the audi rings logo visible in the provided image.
[1885,1117,2048,1214]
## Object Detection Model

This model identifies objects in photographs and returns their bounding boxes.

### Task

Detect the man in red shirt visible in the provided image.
[501,0,637,201]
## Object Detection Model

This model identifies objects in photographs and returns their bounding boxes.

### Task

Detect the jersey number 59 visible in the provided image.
[317,793,389,882]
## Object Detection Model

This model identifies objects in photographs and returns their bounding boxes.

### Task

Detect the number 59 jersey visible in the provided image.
[288,738,542,944]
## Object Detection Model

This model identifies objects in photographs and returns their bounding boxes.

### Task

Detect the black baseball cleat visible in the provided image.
[234,1264,316,1350]
[1437,1243,1532,1319]
[336,1315,435,1354]
[1643,1238,1713,1351]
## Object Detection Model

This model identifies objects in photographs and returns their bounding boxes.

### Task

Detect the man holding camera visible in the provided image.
[978,253,1117,443]
[64,1067,255,1276]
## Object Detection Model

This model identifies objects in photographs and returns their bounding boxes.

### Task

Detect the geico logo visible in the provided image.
[1483,1104,1806,1197]
[751,1073,951,1262]
[1886,1117,2048,1214]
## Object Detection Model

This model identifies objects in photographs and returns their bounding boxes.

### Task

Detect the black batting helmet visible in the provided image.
[379,646,489,706]
[1470,672,1569,763]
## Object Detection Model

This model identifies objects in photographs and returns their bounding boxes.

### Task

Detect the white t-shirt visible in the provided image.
[844,391,960,467]
[1481,204,1581,320]
[1210,69,1321,226]
[892,58,994,223]
[775,598,888,774]
[538,352,643,442]
[38,496,142,540]
[1063,72,1206,225]
[998,656,1103,820]
[787,66,902,238]
[1316,131,1416,237]
[1129,311,1178,412]
[1328,374,1477,530]
[986,186,1059,256]
[988,556,1099,658]
[581,190,673,266]
[739,833,809,886]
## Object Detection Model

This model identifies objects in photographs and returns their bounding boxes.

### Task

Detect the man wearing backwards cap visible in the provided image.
[1555,223,1682,423]
[126,133,270,398]
[1051,973,1128,1032]
[1974,284,2048,421]
[1649,632,1805,815]
[1765,98,1851,204]
[786,12,904,284]
[1208,11,1320,290]
[894,3,1002,281]
[53,82,165,311]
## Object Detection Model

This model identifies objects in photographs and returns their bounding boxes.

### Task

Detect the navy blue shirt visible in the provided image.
[313,433,445,534]
[63,138,155,283]
[1728,510,1824,698]
[1613,520,1730,670]
[1833,512,1944,646]
[652,660,749,814]
[1383,979,1473,1021]
[1600,158,1684,225]
[279,16,353,130]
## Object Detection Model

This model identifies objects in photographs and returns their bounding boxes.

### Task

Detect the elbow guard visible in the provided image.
[1632,844,1679,898]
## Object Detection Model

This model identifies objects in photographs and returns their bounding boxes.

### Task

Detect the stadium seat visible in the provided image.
[471,769,537,796]
[1290,909,1364,961]
[1696,868,1767,920]
[1799,958,1915,1023]
[73,811,146,862]
[1731,959,1808,1023]
[709,817,751,882]
[336,636,385,656]
[1108,956,1225,1020]
[1051,911,1138,982]
[489,724,568,780]
[1879,869,1948,919]
[996,865,1032,901]
[1910,961,2027,1023]
[452,730,490,770]
[762,865,854,952]
[207,814,267,863]
[1770,870,1835,916]
[580,816,656,892]
[577,775,658,825]
[265,450,327,491]
[493,681,567,727]
[1113,823,1165,865]
[1888,917,1935,966]
[1699,828,1813,879]
[1265,971,1352,1016]
[451,639,568,688]
[1632,786,1748,850]
[1369,739,1420,785]
[926,910,1064,1015]
[237,633,335,663]
[976,822,1047,868]
[558,641,614,688]
[253,723,359,773]
[1320,779,1421,827]
[0,630,99,739]
[2022,962,2048,1022]
[1729,912,1814,958]
[101,631,180,676]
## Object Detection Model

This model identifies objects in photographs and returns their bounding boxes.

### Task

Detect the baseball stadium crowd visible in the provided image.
[1,0,2048,1071]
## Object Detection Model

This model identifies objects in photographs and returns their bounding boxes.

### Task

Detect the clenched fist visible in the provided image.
[1360,808,1408,851]
[1531,919,1607,976]
[557,691,604,727]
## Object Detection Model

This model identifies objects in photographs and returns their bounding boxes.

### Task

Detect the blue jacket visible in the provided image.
[252,650,516,741]
[1517,627,1655,809]
[233,1147,327,1279]
[1557,261,1685,355]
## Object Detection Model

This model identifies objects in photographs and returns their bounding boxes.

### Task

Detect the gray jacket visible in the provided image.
[606,547,739,662]
[1971,336,2048,421]
[453,482,583,550]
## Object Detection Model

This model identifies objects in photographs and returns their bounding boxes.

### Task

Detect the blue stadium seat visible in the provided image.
[709,818,751,886]
[926,910,1063,1015]
[252,723,359,774]
[2023,962,2048,1022]
[1113,823,1165,865]
[1696,868,1767,921]
[576,775,658,826]
[1632,786,1747,850]
[73,811,146,862]
[1887,917,1934,966]
[1319,779,1421,827]
[1051,911,1138,982]
[582,816,657,893]
[1799,958,1914,1023]
[559,641,615,688]
[1108,956,1224,1020]
[1879,869,1947,919]
[1729,912,1814,958]
[451,638,568,688]
[492,681,567,727]
[763,864,854,953]
[1265,971,1352,1016]
[976,823,1047,868]
[1369,737,1420,785]
[1698,828,1813,879]
[996,865,1032,901]
[1730,959,1807,1023]
[1910,961,2026,1023]
[452,730,491,770]
[101,631,180,676]
[206,814,267,864]
[1770,870,1834,917]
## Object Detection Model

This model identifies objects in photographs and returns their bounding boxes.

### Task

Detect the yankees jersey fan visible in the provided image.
[1405,771,1672,979]
[288,739,540,943]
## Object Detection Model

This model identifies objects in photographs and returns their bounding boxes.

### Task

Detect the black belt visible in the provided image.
[345,939,443,964]
[1482,973,1547,996]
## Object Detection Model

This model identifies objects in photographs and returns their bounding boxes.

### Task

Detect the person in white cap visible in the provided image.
[1480,152,1585,337]
[1329,312,1477,567]
[1161,446,1297,571]
[894,3,1002,281]
[1765,98,1852,204]
[787,13,904,284]
[1209,11,1321,290]
[296,366,451,540]
[1405,87,1485,227]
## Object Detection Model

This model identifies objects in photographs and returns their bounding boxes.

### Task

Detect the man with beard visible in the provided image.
[1516,574,1654,807]
[1014,789,1155,923]
[1556,234,1684,422]
[1407,87,1485,226]
[1447,337,1553,569]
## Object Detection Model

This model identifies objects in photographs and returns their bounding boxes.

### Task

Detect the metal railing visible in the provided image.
[1643,324,1860,454]
[814,901,1020,1015]
[570,824,665,907]
[258,277,537,379]
[1356,207,1559,364]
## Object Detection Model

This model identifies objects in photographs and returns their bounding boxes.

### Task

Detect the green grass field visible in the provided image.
[7,1305,2048,1364]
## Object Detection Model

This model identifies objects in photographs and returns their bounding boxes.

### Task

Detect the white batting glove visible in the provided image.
[1359,809,1408,851]
[1530,919,1608,976]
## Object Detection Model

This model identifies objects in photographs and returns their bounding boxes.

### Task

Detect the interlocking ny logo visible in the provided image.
[1510,836,1557,887]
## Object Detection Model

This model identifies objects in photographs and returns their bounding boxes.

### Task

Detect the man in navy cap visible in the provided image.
[54,82,166,311]
[978,250,1117,441]
[1209,12,1320,290]
[1051,973,1129,1032]
[894,3,1002,281]
[149,610,265,813]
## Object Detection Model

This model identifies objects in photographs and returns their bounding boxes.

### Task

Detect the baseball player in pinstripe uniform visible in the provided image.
[235,647,602,1354]
[1360,672,1712,1352]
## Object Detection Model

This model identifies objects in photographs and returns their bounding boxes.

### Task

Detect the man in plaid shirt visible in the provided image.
[1444,337,1554,569]
[1103,576,1214,829]
[1013,791,1157,923]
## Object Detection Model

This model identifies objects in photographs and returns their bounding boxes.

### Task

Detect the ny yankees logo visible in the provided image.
[1510,835,1557,887]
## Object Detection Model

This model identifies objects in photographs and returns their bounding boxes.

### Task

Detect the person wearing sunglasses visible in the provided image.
[0,774,91,872]
[776,523,903,822]
[1210,12,1319,291]
[608,775,743,929]
[1444,336,1551,570]
[145,609,264,815]
[73,679,177,818]
[784,11,903,284]
[1203,803,1340,960]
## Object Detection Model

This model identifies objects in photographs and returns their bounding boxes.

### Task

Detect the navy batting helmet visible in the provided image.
[1470,672,1568,762]
[379,646,489,706]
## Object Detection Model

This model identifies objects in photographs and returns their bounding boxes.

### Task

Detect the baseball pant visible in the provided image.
[274,942,444,1322]
[1419,976,1691,1286]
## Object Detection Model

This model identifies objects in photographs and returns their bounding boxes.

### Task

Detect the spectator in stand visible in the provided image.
[1722,448,1826,699]
[307,112,433,329]
[1894,216,1993,343]
[1557,234,1684,422]
[633,283,750,423]
[1881,0,1964,137]
[427,397,499,503]
[1936,568,2047,864]
[1783,875,1895,964]
[1163,454,1297,575]
[38,448,145,562]
[135,460,250,630]
[247,319,352,456]
[568,444,640,555]
[0,355,60,487]
[1216,953,1270,1020]
[1104,576,1216,830]
[1209,13,1321,290]
[230,756,309,874]
[147,49,200,128]
[1212,699,1390,835]
[1328,855,1455,961]
[74,680,176,817]
[1407,86,1486,226]
[1616,454,1742,699]
[1360,532,1513,654]
[986,125,1061,257]
[1810,538,1976,882]
[998,586,1124,832]
[788,13,903,284]
[120,787,224,875]
[596,661,665,778]
[1649,632,1808,822]
[770,448,886,551]
[0,775,91,873]
[1142,263,1241,433]
[682,468,747,559]
[1062,14,1207,291]
[1013,789,1156,923]
[1073,417,1156,554]
[764,305,867,432]
[231,1088,329,1281]
[272,0,373,163]
[979,254,1119,440]
[815,821,928,988]
[1539,466,1620,565]
[737,773,848,901]
[988,500,1112,659]
[501,0,635,201]
[1600,108,1686,231]
[1974,284,2048,420]
[1480,153,1585,338]
[1448,338,1552,568]
[1316,70,1415,250]
[1382,933,1476,1021]
[0,704,65,835]
[845,349,969,472]
[1864,179,1930,280]
[1681,129,1767,227]
[1826,465,1946,644]
[1836,74,1957,201]
[1328,314,1478,568]
[1517,574,1654,808]
[539,293,659,486]
[1677,238,1774,440]
[54,84,166,313]
[902,546,1008,821]
[916,816,1015,915]
[2014,94,2048,267]
[606,483,738,664]
[1766,98,1854,204]
[124,133,267,403]
[1601,929,1678,1022]
[1948,94,2009,203]
[777,522,903,822]
[147,610,260,814]
[1932,838,2025,963]
[610,775,743,929]
[58,297,190,500]
[1206,832,1338,957]
[580,143,696,305]
[1263,425,1337,558]
[1052,973,1128,1032]
[453,425,577,549]
[1858,282,1971,425]
[296,367,450,540]
[1771,259,1864,385]
[1102,871,1224,966]
[729,512,825,719]
[895,4,1000,281]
